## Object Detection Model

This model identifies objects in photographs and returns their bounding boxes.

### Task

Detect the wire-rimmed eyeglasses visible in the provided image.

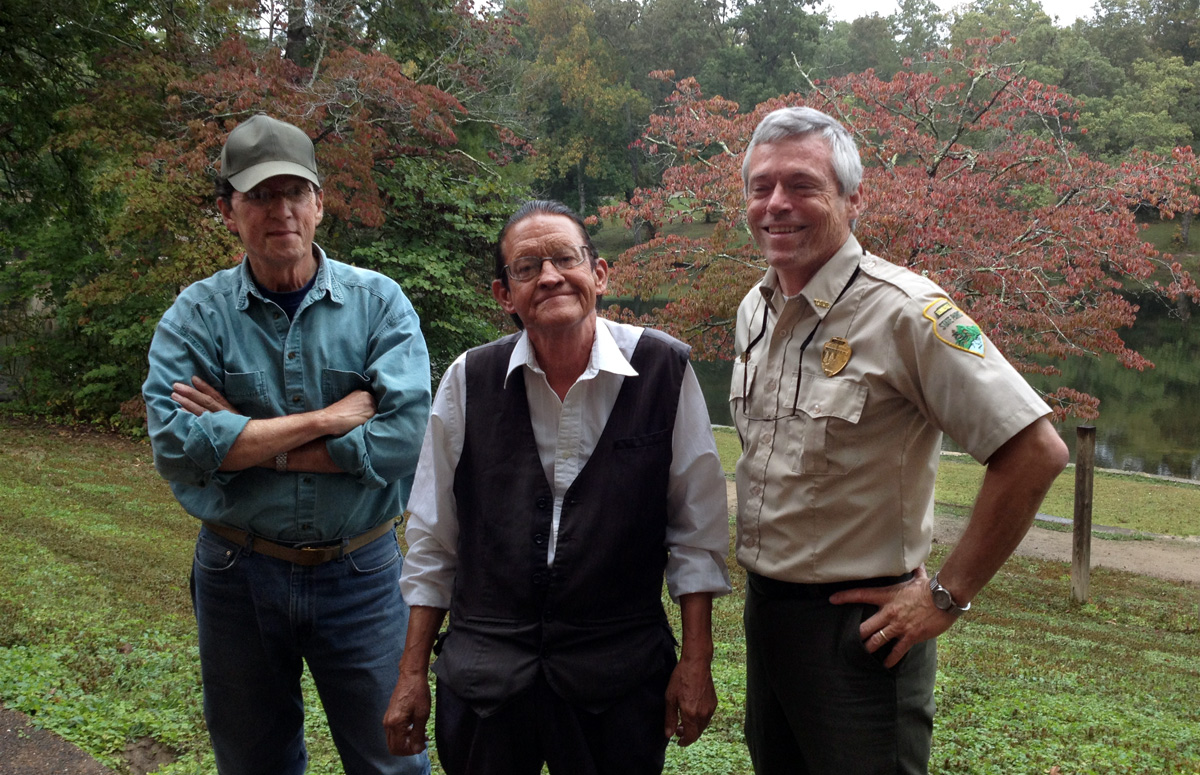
[504,248,590,283]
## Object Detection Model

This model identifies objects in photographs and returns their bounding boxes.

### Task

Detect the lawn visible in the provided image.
[1,418,1198,774]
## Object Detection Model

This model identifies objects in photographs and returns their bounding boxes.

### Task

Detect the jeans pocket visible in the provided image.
[346,532,401,575]
[194,528,241,572]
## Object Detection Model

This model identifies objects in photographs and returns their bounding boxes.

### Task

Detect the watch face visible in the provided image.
[932,587,953,610]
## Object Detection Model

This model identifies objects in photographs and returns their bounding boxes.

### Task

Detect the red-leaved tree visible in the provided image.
[602,37,1200,420]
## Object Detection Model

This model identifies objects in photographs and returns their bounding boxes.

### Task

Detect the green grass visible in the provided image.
[2,417,1199,774]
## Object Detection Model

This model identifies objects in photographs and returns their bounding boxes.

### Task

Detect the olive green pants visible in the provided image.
[744,572,937,775]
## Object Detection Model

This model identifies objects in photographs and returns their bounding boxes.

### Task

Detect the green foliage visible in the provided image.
[346,155,524,377]
[1078,56,1200,158]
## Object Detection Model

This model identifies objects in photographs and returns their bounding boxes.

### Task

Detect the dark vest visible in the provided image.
[432,329,690,713]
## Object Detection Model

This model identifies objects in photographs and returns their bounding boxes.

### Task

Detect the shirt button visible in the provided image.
[744,535,757,548]
[292,395,302,404]
[765,380,778,392]
[761,432,773,446]
[288,351,297,360]
[751,485,763,497]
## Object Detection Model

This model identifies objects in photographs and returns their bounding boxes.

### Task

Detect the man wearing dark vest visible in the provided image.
[382,200,732,774]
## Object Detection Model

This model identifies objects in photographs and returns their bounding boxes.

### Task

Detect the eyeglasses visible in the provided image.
[239,184,316,207]
[504,249,590,283]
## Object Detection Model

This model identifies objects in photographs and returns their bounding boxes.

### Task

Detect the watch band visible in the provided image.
[929,571,971,614]
[275,452,288,473]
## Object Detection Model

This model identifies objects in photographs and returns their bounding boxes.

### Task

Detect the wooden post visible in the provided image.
[1071,425,1096,604]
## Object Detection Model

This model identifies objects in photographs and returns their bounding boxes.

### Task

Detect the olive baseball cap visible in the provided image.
[220,114,320,192]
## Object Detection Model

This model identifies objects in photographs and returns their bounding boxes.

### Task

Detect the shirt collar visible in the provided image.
[757,234,863,320]
[235,243,338,310]
[502,317,639,389]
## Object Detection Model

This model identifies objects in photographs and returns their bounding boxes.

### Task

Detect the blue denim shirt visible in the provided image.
[143,246,432,542]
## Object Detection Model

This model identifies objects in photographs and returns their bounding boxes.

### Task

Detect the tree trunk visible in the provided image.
[577,159,586,214]
[1181,209,1193,249]
[286,0,310,65]
[625,102,640,191]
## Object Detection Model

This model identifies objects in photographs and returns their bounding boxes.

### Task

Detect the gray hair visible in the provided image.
[742,107,864,196]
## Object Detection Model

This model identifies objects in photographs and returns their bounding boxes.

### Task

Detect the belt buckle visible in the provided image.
[296,538,346,561]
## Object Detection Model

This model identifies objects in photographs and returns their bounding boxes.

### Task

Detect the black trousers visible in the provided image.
[434,670,670,775]
[744,572,937,775]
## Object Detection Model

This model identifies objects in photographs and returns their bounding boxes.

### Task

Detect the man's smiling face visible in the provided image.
[745,134,863,294]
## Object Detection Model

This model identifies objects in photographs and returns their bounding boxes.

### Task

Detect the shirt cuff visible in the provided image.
[183,411,251,480]
[326,425,386,489]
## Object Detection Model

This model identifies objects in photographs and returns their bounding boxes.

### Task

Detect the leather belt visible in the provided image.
[204,520,396,566]
[748,571,914,600]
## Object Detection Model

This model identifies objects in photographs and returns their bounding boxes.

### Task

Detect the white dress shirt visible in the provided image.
[401,319,732,609]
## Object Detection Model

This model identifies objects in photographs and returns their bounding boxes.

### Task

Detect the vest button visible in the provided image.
[533,533,545,545]
[536,497,549,510]
[532,573,546,586]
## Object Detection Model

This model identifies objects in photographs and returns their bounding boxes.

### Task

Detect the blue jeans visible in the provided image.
[191,525,431,775]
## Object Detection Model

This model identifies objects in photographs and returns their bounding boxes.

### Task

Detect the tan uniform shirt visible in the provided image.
[731,235,1051,583]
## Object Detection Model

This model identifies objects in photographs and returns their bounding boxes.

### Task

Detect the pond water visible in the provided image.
[691,293,1200,481]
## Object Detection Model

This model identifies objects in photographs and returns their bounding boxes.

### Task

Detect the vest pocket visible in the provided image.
[613,427,672,450]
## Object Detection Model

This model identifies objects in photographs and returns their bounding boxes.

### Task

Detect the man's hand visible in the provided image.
[828,565,956,669]
[172,376,239,416]
[383,668,432,756]
[663,653,717,746]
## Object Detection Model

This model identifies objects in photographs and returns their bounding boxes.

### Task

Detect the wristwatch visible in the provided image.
[929,572,971,615]
[275,452,288,473]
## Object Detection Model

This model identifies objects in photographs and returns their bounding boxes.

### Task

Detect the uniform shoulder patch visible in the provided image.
[922,299,985,357]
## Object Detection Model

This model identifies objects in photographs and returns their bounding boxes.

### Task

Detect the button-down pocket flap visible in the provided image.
[223,370,266,399]
[730,358,751,401]
[798,375,867,423]
[322,369,371,403]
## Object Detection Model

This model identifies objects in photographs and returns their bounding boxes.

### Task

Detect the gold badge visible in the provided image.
[821,337,852,376]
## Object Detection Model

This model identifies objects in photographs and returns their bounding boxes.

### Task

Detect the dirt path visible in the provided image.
[0,707,114,774]
[934,511,1200,584]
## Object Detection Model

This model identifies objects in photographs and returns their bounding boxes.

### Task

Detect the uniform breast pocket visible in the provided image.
[223,370,270,417]
[789,374,867,476]
[321,368,372,406]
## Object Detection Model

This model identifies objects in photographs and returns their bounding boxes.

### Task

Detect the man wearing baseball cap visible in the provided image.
[143,113,433,775]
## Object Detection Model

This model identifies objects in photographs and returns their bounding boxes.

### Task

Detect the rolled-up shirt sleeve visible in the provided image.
[144,315,250,487]
[665,363,733,602]
[399,354,467,609]
[326,296,431,489]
